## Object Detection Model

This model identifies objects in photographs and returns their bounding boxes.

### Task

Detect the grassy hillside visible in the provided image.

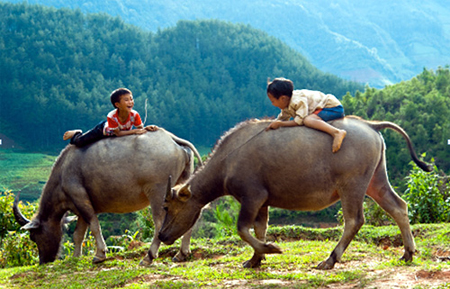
[0,150,56,201]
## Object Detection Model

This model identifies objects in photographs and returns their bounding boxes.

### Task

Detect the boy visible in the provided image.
[63,88,158,147]
[266,78,346,153]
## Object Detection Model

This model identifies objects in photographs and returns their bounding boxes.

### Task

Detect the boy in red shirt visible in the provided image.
[63,88,157,147]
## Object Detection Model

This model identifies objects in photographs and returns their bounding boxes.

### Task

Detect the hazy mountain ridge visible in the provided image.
[4,0,450,87]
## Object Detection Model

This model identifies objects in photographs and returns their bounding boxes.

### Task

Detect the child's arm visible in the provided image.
[113,128,147,137]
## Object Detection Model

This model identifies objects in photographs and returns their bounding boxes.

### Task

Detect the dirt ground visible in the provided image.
[125,249,450,288]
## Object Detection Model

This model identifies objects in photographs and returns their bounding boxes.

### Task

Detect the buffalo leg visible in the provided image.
[317,188,366,270]
[139,194,164,266]
[139,187,194,266]
[88,215,108,263]
[244,206,270,268]
[366,164,415,261]
[66,186,107,263]
[73,218,88,257]
[237,197,282,268]
[173,228,193,262]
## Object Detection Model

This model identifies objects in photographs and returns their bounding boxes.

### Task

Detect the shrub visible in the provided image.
[0,190,39,267]
[403,160,450,224]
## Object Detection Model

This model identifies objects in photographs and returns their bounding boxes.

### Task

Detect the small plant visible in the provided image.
[132,208,154,242]
[212,196,240,238]
[81,233,97,256]
[61,240,74,259]
[403,160,450,224]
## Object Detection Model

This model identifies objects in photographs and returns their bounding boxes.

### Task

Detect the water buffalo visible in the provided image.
[13,129,202,265]
[159,116,432,269]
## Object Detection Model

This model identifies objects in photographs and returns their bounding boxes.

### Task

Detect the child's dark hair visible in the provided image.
[110,88,132,108]
[267,78,294,99]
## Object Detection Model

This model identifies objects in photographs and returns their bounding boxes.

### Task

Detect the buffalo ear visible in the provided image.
[177,184,191,203]
[21,219,40,230]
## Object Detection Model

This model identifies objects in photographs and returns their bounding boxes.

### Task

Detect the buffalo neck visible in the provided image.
[189,155,227,206]
[37,172,70,223]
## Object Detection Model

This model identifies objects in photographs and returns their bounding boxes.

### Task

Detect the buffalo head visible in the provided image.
[13,192,64,264]
[159,180,202,245]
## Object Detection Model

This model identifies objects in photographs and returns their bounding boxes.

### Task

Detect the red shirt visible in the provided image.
[104,109,142,136]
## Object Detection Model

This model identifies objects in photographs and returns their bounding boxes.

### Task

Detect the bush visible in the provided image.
[403,160,450,224]
[336,160,450,226]
[0,190,39,268]
[0,230,39,267]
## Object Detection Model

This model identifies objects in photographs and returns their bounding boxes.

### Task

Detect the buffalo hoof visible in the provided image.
[243,258,262,268]
[173,250,190,262]
[316,260,335,270]
[139,254,154,266]
[242,254,264,268]
[92,256,106,264]
[400,250,414,263]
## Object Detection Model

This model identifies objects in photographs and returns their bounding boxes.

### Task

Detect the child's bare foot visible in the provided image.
[63,130,82,141]
[332,129,347,153]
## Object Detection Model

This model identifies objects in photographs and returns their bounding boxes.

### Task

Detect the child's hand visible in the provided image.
[135,128,147,135]
[266,121,282,131]
[145,125,158,132]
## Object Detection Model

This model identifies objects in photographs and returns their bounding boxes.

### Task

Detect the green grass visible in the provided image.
[1,224,449,288]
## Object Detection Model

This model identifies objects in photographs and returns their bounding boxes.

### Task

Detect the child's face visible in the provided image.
[267,93,290,110]
[115,93,134,113]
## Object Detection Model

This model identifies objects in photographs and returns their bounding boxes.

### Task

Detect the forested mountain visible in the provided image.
[3,0,450,88]
[0,2,362,152]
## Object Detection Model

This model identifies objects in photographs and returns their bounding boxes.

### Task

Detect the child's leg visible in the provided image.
[303,114,346,153]
[68,121,107,147]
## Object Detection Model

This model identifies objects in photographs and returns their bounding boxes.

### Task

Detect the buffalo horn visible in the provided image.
[165,175,172,202]
[62,212,78,224]
[13,191,30,226]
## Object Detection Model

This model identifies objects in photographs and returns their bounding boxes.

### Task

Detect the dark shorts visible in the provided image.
[313,105,345,122]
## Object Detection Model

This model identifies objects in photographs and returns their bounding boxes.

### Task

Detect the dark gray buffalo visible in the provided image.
[14,129,202,265]
[159,117,432,269]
